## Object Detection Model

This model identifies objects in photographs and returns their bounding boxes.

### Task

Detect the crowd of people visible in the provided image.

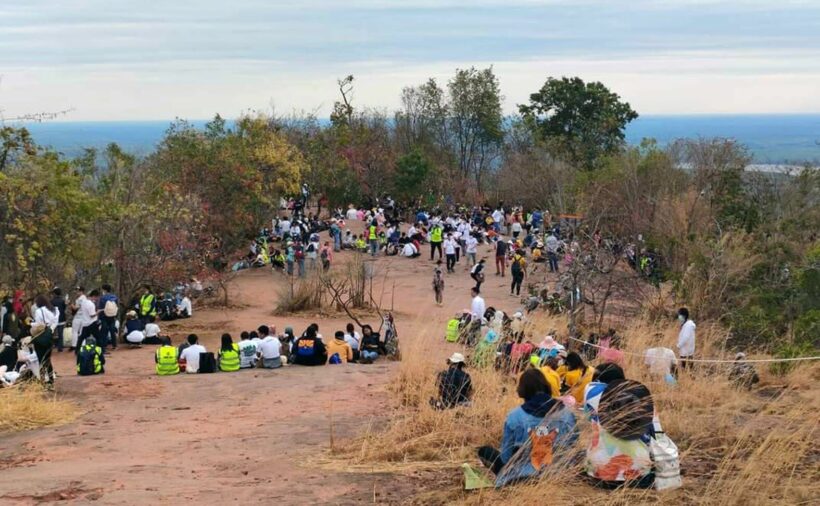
[150,319,399,376]
[0,282,197,387]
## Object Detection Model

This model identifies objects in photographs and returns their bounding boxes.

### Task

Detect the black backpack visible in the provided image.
[198,352,216,373]
[77,347,97,376]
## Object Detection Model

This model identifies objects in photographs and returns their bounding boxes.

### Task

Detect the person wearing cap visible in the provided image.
[124,310,145,347]
[434,352,473,409]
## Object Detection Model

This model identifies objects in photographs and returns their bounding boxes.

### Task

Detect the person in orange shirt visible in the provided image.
[326,331,353,364]
[558,352,594,404]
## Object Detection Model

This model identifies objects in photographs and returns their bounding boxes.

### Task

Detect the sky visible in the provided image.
[1,0,819,121]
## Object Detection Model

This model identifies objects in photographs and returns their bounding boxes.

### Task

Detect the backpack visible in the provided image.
[103,300,118,318]
[329,353,342,364]
[77,347,97,376]
[511,257,523,275]
[306,243,316,253]
[295,247,305,260]
[320,249,329,260]
[198,352,216,373]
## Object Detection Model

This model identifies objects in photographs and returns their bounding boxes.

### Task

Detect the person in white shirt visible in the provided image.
[344,322,361,362]
[237,331,258,369]
[177,296,192,318]
[346,206,359,221]
[645,346,678,382]
[470,288,486,320]
[256,325,282,369]
[75,288,100,349]
[491,208,504,233]
[465,234,479,268]
[676,307,696,369]
[179,334,207,373]
[279,218,291,236]
[443,234,458,273]
[33,294,60,332]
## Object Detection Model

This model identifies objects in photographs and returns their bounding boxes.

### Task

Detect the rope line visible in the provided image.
[566,336,820,364]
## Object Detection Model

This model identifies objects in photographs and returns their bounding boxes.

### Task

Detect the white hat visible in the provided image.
[21,336,33,346]
[513,311,523,319]
[447,352,466,364]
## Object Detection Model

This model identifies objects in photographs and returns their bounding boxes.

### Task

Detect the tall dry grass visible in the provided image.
[0,384,79,433]
[323,313,820,505]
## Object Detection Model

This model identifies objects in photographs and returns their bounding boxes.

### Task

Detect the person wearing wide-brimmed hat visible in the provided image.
[434,352,473,409]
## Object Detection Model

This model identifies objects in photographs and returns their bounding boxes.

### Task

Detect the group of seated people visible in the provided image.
[153,322,391,375]
[436,346,677,490]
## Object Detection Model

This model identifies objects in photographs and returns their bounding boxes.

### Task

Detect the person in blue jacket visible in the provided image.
[478,368,579,487]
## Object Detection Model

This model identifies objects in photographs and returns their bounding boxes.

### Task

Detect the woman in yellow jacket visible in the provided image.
[218,333,240,372]
[558,352,594,404]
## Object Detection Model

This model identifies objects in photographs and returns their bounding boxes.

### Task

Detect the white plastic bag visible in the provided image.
[650,418,682,491]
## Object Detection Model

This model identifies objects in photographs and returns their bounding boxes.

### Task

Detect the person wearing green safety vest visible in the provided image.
[76,336,105,375]
[430,223,444,261]
[445,316,461,343]
[368,219,379,257]
[137,285,157,324]
[155,337,180,375]
[217,333,241,372]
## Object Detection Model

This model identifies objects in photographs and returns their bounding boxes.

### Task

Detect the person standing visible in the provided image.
[510,250,527,297]
[51,288,67,352]
[429,223,444,261]
[495,238,508,277]
[432,261,445,306]
[76,288,100,352]
[545,231,560,273]
[137,285,157,325]
[368,219,379,257]
[443,233,457,273]
[330,219,342,252]
[320,241,333,272]
[676,307,696,369]
[470,288,485,320]
[464,232,478,269]
[98,284,119,352]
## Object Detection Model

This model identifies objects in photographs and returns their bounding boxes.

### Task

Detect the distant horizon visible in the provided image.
[15,112,820,126]
[18,113,820,164]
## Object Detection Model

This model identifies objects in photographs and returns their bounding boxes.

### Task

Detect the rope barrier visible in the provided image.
[566,336,820,364]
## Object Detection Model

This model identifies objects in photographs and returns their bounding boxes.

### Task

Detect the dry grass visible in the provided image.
[0,384,80,433]
[322,313,820,505]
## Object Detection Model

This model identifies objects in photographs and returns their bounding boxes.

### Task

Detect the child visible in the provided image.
[433,261,445,306]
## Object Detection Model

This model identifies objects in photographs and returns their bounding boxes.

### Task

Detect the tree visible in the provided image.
[393,149,432,206]
[448,67,504,193]
[519,77,638,170]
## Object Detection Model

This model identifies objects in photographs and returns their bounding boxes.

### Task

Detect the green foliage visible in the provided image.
[519,77,638,170]
[393,149,432,205]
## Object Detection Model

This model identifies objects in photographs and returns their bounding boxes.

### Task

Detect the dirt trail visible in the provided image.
[0,244,552,505]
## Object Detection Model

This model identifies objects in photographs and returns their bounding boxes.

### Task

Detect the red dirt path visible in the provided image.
[0,243,551,505]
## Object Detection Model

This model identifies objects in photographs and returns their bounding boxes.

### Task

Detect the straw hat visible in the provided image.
[126,310,138,318]
[20,336,33,346]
